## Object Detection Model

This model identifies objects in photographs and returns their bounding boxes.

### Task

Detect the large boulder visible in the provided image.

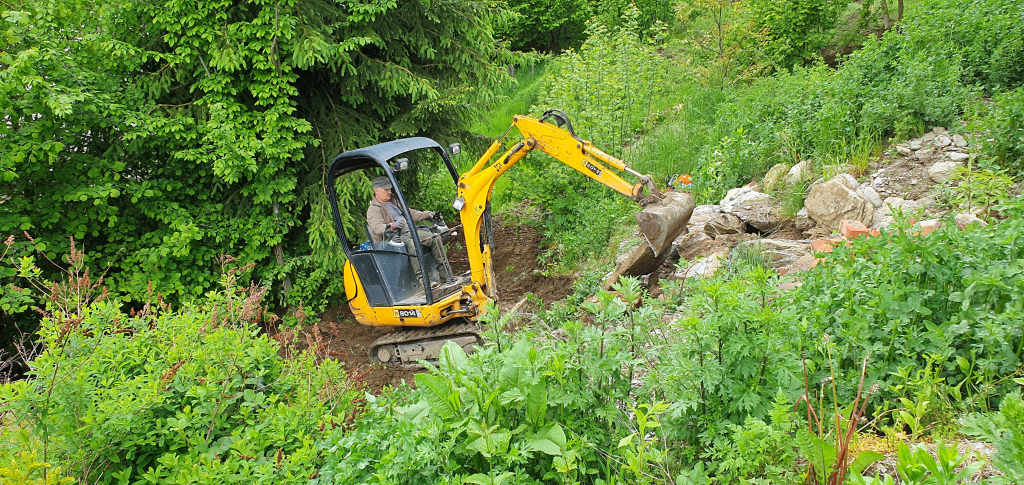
[871,197,922,230]
[804,174,875,232]
[704,212,746,237]
[672,250,728,280]
[795,208,815,231]
[674,231,717,262]
[687,204,722,233]
[734,239,810,270]
[955,212,988,229]
[719,187,786,232]
[784,160,813,186]
[762,163,790,193]
[946,151,970,163]
[928,161,963,183]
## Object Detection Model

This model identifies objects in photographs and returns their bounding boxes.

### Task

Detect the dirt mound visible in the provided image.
[279,219,575,392]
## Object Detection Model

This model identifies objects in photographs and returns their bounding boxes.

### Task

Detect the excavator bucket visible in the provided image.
[635,190,694,256]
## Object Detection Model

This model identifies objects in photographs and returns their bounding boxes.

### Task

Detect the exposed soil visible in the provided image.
[278,218,575,393]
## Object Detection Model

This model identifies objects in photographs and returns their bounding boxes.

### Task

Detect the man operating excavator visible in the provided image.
[366,175,456,288]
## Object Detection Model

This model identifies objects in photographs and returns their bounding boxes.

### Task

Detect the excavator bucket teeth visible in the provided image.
[635,190,694,256]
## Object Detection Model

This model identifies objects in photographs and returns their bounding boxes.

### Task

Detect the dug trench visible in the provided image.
[279,217,575,393]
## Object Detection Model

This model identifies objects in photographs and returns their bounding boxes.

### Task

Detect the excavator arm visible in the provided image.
[456,110,693,302]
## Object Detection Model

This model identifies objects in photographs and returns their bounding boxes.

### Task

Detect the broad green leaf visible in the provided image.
[525,379,547,425]
[528,438,562,455]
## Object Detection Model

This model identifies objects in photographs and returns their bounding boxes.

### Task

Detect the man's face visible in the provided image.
[373,186,392,203]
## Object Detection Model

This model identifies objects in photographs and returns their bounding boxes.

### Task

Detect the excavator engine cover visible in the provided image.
[635,190,694,256]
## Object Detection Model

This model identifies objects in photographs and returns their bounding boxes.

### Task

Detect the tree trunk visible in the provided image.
[880,0,893,30]
[897,0,904,22]
[272,201,296,314]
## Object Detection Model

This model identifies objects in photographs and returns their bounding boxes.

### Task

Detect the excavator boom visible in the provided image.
[457,110,694,301]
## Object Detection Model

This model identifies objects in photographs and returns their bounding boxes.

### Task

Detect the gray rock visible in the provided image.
[687,204,721,233]
[947,151,970,163]
[871,197,922,229]
[762,163,790,193]
[922,132,937,143]
[897,144,913,157]
[795,208,815,231]
[932,127,947,135]
[704,212,746,237]
[955,212,988,230]
[719,187,786,232]
[805,174,874,231]
[673,250,728,279]
[734,239,811,270]
[928,161,963,183]
[953,134,968,147]
[674,231,717,262]
[915,147,933,158]
[909,139,923,150]
[859,185,883,208]
[936,135,953,147]
[784,160,813,186]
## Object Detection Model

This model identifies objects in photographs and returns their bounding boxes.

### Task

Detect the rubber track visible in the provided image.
[370,319,484,366]
[371,319,483,347]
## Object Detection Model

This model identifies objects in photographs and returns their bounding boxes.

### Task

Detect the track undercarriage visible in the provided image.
[369,318,484,367]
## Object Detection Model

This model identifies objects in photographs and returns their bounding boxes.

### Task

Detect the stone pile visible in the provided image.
[611,127,997,284]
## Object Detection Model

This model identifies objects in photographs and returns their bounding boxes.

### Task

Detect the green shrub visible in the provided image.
[751,0,844,70]
[962,392,1024,484]
[659,264,803,446]
[794,198,1024,410]
[0,274,358,484]
[985,88,1024,174]
[701,393,799,484]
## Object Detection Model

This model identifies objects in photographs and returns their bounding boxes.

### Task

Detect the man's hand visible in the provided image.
[392,219,407,230]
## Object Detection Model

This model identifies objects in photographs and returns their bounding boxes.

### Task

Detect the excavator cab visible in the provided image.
[327,138,483,366]
[327,138,465,310]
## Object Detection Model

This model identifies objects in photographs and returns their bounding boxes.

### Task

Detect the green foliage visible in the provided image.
[534,13,675,150]
[751,0,844,70]
[661,264,803,445]
[962,392,1024,484]
[315,341,596,484]
[984,88,1024,173]
[794,197,1024,411]
[889,441,984,485]
[500,0,590,52]
[0,433,75,485]
[943,162,1017,219]
[0,0,519,320]
[701,393,799,484]
[316,278,694,484]
[675,0,768,85]
[0,269,358,484]
[510,16,679,264]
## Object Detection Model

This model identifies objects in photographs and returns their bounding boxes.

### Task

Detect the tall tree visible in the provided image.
[1,0,516,316]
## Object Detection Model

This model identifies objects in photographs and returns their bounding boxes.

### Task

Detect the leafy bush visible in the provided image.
[0,271,358,484]
[660,264,803,445]
[701,394,799,484]
[794,199,1024,410]
[751,0,844,69]
[533,13,676,150]
[962,391,1024,484]
[984,88,1024,174]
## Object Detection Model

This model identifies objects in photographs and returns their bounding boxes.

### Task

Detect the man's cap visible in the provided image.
[371,176,393,189]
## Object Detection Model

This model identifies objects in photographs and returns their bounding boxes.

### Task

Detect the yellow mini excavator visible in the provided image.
[326,110,694,366]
